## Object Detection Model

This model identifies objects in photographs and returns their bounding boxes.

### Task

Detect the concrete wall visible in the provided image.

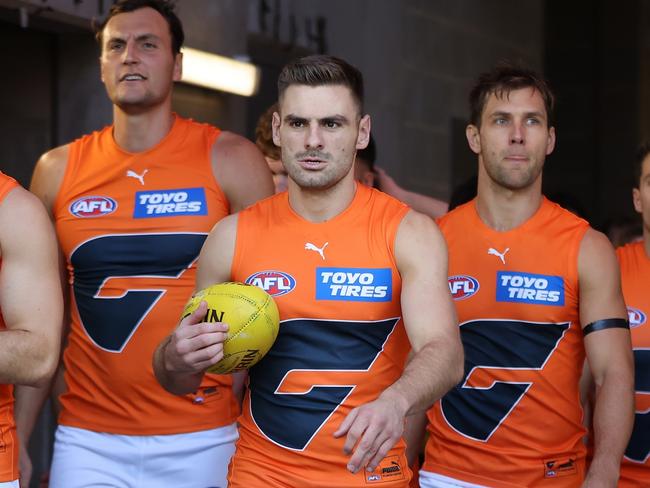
[246,0,544,200]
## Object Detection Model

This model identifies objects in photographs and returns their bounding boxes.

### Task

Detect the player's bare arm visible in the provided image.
[14,145,72,488]
[403,404,428,467]
[578,228,634,488]
[0,186,62,384]
[375,167,449,219]
[30,145,70,215]
[212,131,274,212]
[153,214,238,395]
[334,210,463,474]
[5,186,63,488]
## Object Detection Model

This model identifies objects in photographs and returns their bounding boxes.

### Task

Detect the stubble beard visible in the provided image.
[484,153,544,191]
[284,151,351,191]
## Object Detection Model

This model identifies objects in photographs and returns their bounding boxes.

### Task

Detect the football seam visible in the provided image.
[221,293,271,344]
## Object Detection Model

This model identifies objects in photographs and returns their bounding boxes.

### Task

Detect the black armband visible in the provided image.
[582,318,629,336]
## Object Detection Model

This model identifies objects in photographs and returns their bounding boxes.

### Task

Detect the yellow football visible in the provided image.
[182,282,280,374]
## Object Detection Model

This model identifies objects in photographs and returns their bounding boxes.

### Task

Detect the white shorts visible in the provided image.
[419,470,491,488]
[0,481,19,488]
[49,424,238,488]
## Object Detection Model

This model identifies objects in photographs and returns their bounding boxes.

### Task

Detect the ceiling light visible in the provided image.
[181,47,260,97]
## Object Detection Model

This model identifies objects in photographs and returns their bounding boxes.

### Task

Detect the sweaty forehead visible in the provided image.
[483,87,547,117]
[103,7,170,43]
[279,84,360,118]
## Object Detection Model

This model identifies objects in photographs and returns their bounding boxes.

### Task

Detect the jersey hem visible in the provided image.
[57,417,236,436]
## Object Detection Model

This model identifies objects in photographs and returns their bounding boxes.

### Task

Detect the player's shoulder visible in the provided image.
[396,208,446,253]
[240,191,285,216]
[0,171,18,198]
[212,212,239,237]
[615,240,643,262]
[32,143,71,210]
[0,181,48,225]
[362,185,410,218]
[543,197,589,229]
[577,227,619,281]
[436,199,474,229]
[37,143,70,171]
[579,227,613,254]
[211,130,263,161]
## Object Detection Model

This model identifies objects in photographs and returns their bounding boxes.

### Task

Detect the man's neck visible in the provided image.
[287,177,357,223]
[475,177,543,232]
[643,229,650,259]
[112,103,175,153]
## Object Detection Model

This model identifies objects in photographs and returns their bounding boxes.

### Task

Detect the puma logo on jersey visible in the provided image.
[488,247,509,264]
[126,169,148,185]
[305,242,328,260]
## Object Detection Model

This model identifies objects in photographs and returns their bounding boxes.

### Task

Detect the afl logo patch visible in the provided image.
[627,307,647,328]
[69,196,117,218]
[245,270,296,297]
[448,275,480,300]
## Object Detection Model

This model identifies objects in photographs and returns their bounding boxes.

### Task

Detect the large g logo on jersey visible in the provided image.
[248,318,399,450]
[624,349,650,463]
[71,233,207,352]
[441,319,570,441]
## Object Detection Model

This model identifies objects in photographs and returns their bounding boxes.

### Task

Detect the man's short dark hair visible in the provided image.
[94,0,184,55]
[278,55,364,114]
[469,62,555,128]
[634,142,650,187]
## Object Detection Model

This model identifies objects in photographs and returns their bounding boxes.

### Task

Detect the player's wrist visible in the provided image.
[158,336,179,375]
[378,388,410,417]
[584,456,620,487]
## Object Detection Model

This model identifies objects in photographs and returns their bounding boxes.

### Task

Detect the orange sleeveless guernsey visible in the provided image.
[424,198,589,487]
[0,172,19,482]
[228,185,412,487]
[617,242,650,487]
[53,116,239,435]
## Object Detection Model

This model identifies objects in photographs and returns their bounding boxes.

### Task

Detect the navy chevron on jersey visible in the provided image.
[424,198,590,487]
[53,116,239,435]
[228,185,413,487]
[617,242,650,487]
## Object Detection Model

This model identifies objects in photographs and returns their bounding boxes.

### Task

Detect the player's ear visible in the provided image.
[272,111,281,147]
[173,51,183,82]
[466,124,481,154]
[546,126,556,156]
[633,187,642,214]
[356,115,371,150]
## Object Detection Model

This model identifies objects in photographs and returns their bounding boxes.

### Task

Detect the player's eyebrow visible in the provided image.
[284,114,349,124]
[284,115,307,125]
[106,33,162,44]
[320,115,349,125]
[489,110,546,120]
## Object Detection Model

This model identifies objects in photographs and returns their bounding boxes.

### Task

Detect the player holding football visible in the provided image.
[154,54,463,487]
[19,0,273,487]
[410,63,634,487]
[0,173,62,488]
[610,144,650,486]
